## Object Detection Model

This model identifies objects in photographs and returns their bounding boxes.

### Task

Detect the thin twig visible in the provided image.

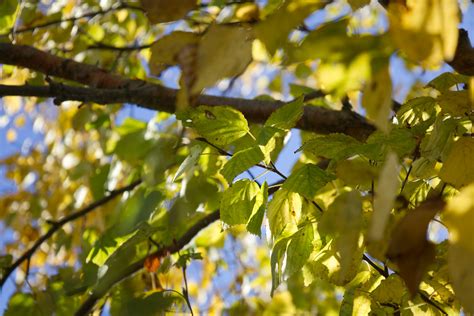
[0,179,142,288]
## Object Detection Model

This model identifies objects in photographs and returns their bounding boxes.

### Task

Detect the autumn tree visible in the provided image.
[1,0,474,314]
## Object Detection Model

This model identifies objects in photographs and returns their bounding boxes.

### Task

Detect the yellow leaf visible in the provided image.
[149,32,200,76]
[255,0,325,54]
[362,64,393,132]
[444,184,474,253]
[191,24,253,94]
[6,128,17,143]
[140,0,197,24]
[369,152,400,241]
[439,137,474,188]
[444,184,474,313]
[388,0,459,67]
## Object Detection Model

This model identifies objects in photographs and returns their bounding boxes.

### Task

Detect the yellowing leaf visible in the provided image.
[439,137,474,188]
[141,0,197,24]
[388,0,459,67]
[444,184,474,313]
[191,24,253,94]
[255,0,325,54]
[267,189,302,238]
[149,32,200,75]
[437,90,473,116]
[444,184,474,253]
[386,198,444,295]
[369,152,400,241]
[362,64,392,132]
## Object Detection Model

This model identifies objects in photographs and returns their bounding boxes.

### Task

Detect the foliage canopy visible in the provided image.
[0,0,474,315]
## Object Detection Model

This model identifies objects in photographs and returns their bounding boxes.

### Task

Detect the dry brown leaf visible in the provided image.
[386,198,445,295]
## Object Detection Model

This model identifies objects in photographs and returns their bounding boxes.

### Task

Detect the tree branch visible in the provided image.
[0,42,375,140]
[75,209,221,316]
[0,179,142,289]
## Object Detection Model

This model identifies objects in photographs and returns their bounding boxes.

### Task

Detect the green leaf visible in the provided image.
[140,0,197,24]
[5,293,42,316]
[365,128,417,160]
[420,116,457,161]
[282,163,335,200]
[111,290,182,316]
[426,72,470,92]
[437,90,473,116]
[191,24,253,94]
[221,146,264,183]
[298,133,365,161]
[255,0,325,54]
[267,189,302,238]
[220,179,260,226]
[0,0,18,34]
[89,164,110,200]
[371,275,406,305]
[397,96,437,125]
[265,96,304,131]
[270,236,291,295]
[247,181,268,236]
[190,106,249,146]
[439,137,474,188]
[285,224,314,277]
[0,254,12,268]
[115,188,164,236]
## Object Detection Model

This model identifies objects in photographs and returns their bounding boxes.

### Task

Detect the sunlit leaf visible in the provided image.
[369,152,400,241]
[282,163,335,200]
[220,179,260,226]
[191,24,253,94]
[267,189,302,238]
[265,96,304,131]
[189,106,249,146]
[221,146,264,183]
[362,63,392,132]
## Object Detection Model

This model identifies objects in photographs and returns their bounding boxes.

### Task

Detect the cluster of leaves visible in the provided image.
[0,0,474,315]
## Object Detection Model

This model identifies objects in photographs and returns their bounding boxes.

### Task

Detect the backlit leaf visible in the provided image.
[282,163,335,200]
[191,24,253,94]
[221,146,264,183]
[267,189,302,238]
[388,0,459,67]
[369,152,400,241]
[265,96,304,131]
[362,63,392,132]
[189,106,249,145]
[439,137,474,188]
[220,179,260,226]
[255,0,326,55]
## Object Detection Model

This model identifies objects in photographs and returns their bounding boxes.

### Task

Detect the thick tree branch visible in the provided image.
[0,43,375,140]
[0,179,142,289]
[75,209,221,316]
[448,28,474,76]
